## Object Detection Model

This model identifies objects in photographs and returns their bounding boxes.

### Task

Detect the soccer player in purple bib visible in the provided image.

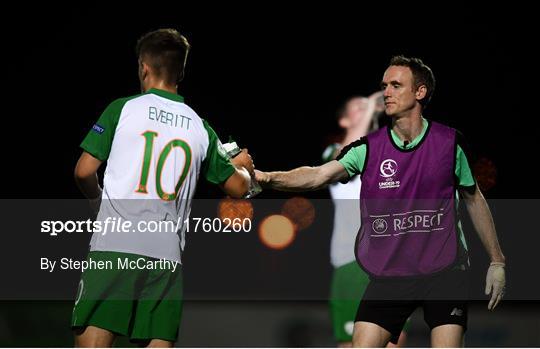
[255,56,505,347]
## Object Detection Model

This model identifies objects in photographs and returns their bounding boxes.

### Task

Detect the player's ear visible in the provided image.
[177,67,185,83]
[415,84,427,101]
[141,62,150,81]
[138,58,149,83]
[178,51,189,83]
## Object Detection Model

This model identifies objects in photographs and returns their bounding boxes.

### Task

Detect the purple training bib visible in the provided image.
[356,121,458,277]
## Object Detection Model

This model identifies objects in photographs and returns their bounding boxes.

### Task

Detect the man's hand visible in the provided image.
[231,148,254,175]
[485,262,506,310]
[461,186,506,310]
[254,170,270,187]
[368,91,385,112]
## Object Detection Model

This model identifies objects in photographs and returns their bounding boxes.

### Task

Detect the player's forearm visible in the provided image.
[263,166,326,192]
[464,190,505,263]
[74,172,102,200]
[74,152,103,200]
[339,108,380,153]
[344,106,377,145]
[341,130,364,151]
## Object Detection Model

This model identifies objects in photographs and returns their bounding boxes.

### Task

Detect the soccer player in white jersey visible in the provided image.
[323,92,408,347]
[71,29,254,347]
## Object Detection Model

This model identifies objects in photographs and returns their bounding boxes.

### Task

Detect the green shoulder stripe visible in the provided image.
[201,119,236,184]
[80,94,143,161]
[336,137,368,179]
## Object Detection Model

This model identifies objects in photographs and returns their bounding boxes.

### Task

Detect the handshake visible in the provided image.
[223,141,261,198]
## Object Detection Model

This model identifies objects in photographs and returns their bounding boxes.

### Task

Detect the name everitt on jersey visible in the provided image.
[148,106,192,129]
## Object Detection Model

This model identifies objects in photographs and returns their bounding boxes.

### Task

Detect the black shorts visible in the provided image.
[355,270,469,344]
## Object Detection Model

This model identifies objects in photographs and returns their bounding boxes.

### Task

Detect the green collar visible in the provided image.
[390,118,428,149]
[147,88,184,103]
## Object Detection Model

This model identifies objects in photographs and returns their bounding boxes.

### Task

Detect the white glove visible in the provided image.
[485,262,506,310]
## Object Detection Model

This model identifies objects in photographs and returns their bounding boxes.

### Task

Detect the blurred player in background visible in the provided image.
[72,29,254,347]
[322,92,408,347]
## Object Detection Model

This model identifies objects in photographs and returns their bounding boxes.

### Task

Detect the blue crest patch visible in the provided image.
[92,124,105,134]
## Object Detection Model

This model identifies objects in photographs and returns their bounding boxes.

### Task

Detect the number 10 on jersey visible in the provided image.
[136,131,192,201]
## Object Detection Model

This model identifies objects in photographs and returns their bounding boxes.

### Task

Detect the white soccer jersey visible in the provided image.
[322,143,362,267]
[329,176,361,267]
[81,88,235,263]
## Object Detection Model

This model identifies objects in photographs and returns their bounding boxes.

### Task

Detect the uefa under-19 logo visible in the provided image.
[378,159,401,189]
[380,159,398,177]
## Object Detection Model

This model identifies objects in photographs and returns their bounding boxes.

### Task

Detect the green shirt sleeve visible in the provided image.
[336,139,368,178]
[202,120,236,184]
[454,130,476,194]
[338,145,366,177]
[455,144,476,188]
[80,98,127,161]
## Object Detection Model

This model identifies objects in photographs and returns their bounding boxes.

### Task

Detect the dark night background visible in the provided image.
[1,3,539,347]
[3,3,536,199]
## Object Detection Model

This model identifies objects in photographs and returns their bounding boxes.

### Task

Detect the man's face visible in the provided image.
[381,65,419,116]
[339,97,369,129]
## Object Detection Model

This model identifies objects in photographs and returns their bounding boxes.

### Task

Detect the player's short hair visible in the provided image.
[136,29,190,85]
[389,55,436,106]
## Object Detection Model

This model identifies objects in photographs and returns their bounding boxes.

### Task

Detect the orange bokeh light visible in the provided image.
[473,157,497,192]
[258,215,295,250]
[281,196,315,231]
[218,198,254,222]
